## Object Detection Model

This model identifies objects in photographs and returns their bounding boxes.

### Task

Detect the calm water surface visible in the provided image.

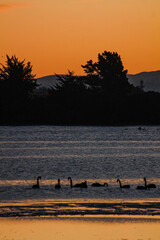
[0,125,160,218]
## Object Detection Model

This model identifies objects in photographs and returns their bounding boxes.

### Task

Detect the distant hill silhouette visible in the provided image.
[37,71,160,93]
[128,71,160,92]
[37,75,60,89]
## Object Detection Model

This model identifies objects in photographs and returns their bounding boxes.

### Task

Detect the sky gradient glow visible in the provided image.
[1,0,160,77]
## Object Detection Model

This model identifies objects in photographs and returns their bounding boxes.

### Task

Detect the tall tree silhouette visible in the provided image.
[81,51,131,95]
[0,55,38,123]
[48,71,88,124]
[0,55,37,102]
[50,70,87,106]
[53,71,86,93]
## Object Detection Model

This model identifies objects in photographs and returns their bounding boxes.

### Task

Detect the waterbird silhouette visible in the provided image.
[32,176,41,188]
[117,179,130,188]
[136,178,147,190]
[55,179,61,189]
[68,177,87,188]
[145,177,156,189]
[91,182,108,187]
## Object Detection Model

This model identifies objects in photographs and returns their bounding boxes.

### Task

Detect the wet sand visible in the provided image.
[0,217,160,240]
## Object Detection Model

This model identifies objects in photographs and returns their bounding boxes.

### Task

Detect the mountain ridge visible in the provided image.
[36,70,160,92]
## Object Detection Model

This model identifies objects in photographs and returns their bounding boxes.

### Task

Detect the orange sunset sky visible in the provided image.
[0,0,160,78]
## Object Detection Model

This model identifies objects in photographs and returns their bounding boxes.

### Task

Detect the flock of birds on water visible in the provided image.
[32,176,157,190]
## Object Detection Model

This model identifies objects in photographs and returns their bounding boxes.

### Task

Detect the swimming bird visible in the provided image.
[91,182,108,187]
[136,177,147,190]
[55,179,61,189]
[32,176,41,188]
[68,177,87,188]
[145,177,156,189]
[117,179,130,188]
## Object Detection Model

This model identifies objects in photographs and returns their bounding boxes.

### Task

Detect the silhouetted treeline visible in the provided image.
[1,52,160,125]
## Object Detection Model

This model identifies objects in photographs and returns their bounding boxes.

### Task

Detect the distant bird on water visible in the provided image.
[117,179,130,188]
[144,177,156,189]
[32,176,41,188]
[55,179,61,189]
[136,177,147,190]
[68,177,87,188]
[91,182,108,187]
[145,178,156,189]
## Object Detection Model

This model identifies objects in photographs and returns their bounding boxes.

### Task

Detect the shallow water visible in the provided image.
[0,125,160,218]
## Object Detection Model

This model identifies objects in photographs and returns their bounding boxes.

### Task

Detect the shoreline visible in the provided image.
[1,214,160,222]
[0,199,160,218]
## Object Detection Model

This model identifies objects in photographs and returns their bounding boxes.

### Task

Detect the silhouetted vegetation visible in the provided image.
[81,51,131,96]
[0,55,37,123]
[0,52,160,125]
